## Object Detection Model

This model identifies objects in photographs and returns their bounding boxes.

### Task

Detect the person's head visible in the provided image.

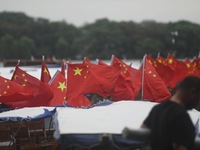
[175,76,200,110]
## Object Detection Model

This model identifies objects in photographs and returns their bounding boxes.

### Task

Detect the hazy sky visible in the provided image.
[0,0,200,26]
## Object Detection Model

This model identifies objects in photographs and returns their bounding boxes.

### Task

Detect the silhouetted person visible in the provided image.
[141,76,200,150]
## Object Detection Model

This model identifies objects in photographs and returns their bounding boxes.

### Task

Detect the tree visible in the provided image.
[16,36,35,59]
[0,34,16,60]
[55,37,69,58]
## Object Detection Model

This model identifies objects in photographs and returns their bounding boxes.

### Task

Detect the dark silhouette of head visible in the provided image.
[175,76,200,110]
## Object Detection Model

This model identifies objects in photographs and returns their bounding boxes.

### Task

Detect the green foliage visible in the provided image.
[0,12,200,60]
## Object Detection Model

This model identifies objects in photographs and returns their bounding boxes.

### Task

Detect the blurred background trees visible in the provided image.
[0,12,200,61]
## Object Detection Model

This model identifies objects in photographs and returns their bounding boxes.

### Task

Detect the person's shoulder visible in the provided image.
[154,100,185,113]
[153,100,171,109]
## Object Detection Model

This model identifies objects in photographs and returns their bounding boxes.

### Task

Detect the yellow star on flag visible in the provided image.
[73,67,82,76]
[186,63,190,68]
[168,58,173,64]
[58,81,66,92]
[158,59,162,63]
[43,67,49,74]
[14,75,18,80]
[148,60,152,64]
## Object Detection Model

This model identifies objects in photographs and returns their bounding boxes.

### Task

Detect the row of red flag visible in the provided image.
[0,54,200,109]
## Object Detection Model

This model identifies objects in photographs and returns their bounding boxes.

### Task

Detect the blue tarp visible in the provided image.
[0,107,56,122]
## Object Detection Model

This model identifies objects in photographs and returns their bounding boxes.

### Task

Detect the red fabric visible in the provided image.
[67,95,92,108]
[0,76,33,103]
[193,57,200,69]
[7,66,53,108]
[156,55,166,65]
[110,56,142,100]
[67,63,90,98]
[41,59,51,83]
[83,57,90,64]
[192,57,200,77]
[129,67,142,99]
[66,63,120,107]
[147,56,175,88]
[166,55,188,88]
[49,71,67,106]
[185,58,200,77]
[142,57,171,102]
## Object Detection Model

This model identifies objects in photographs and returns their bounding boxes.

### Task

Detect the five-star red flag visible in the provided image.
[88,63,120,97]
[41,58,51,83]
[184,58,200,77]
[193,57,200,69]
[110,55,141,100]
[147,55,175,88]
[142,56,171,102]
[66,64,93,108]
[66,63,120,107]
[66,63,89,98]
[0,76,33,103]
[156,55,166,65]
[7,66,53,108]
[67,63,120,97]
[48,71,67,106]
[166,54,188,88]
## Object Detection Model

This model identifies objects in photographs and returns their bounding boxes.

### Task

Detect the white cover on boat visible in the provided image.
[55,101,200,134]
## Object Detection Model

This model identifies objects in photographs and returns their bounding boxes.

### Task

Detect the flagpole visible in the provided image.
[96,58,99,65]
[61,59,66,77]
[167,53,170,59]
[141,54,147,100]
[42,55,45,61]
[110,54,114,65]
[157,52,160,59]
[17,59,20,67]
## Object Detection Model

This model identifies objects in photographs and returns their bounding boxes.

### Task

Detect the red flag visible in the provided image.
[7,66,53,108]
[67,63,90,98]
[66,63,120,107]
[156,55,166,64]
[88,63,120,97]
[0,76,33,103]
[166,54,177,66]
[147,56,175,88]
[193,57,200,69]
[48,71,67,106]
[110,55,141,100]
[83,57,90,64]
[67,63,120,97]
[184,58,200,77]
[41,58,51,83]
[166,54,188,88]
[129,67,142,99]
[142,56,171,102]
[67,95,92,108]
[192,57,200,77]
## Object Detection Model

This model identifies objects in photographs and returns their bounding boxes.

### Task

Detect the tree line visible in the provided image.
[0,11,200,61]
